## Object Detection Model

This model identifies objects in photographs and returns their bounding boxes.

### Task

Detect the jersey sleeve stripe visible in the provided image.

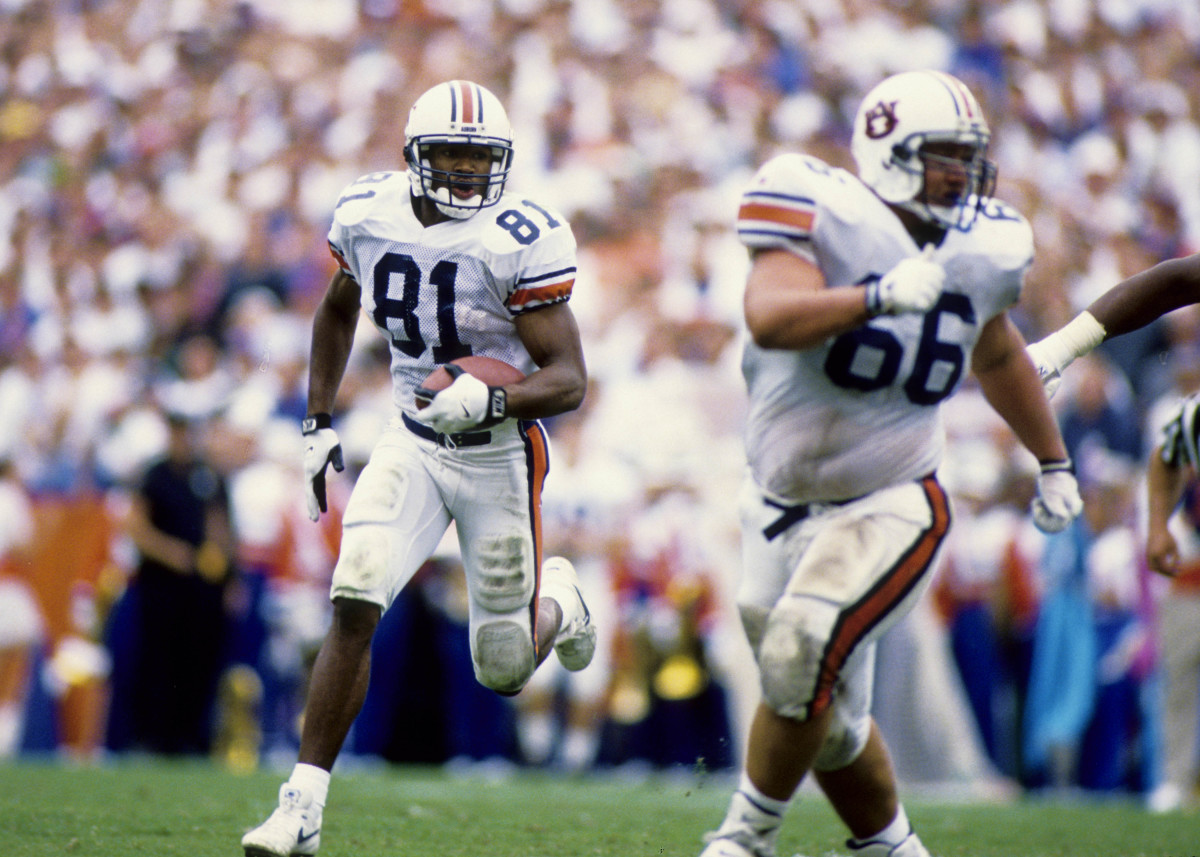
[328,241,352,274]
[517,266,577,286]
[738,201,815,232]
[509,277,574,311]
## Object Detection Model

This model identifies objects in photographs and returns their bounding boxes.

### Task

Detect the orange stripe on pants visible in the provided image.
[811,475,951,716]
[521,420,550,655]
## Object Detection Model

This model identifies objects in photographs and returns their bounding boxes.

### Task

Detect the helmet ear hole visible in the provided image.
[891,143,912,161]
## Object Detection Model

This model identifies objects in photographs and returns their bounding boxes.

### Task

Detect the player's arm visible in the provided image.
[301,268,360,520]
[973,312,1082,533]
[1028,253,1200,393]
[1088,253,1200,337]
[508,302,587,419]
[973,313,1070,464]
[306,268,362,415]
[1146,446,1189,577]
[744,246,944,350]
[743,249,869,349]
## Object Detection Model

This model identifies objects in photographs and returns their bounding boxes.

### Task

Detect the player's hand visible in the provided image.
[1146,527,1181,578]
[414,365,506,434]
[866,245,944,316]
[303,416,344,521]
[1025,337,1064,399]
[1030,460,1083,533]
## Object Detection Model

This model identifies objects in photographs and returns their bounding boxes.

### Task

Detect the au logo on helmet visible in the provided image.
[863,100,898,140]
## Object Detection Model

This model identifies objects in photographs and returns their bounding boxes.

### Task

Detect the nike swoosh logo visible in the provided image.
[297,828,320,844]
[574,586,590,622]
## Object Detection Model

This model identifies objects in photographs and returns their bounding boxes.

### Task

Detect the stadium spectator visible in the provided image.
[120,410,236,756]
[1024,450,1160,796]
[0,456,42,757]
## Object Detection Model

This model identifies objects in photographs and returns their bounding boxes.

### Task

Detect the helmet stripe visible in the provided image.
[449,81,459,122]
[459,80,475,123]
[928,70,975,119]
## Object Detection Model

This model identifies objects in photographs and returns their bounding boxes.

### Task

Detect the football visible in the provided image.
[414,355,526,409]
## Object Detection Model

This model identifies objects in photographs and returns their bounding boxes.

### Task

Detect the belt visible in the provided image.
[762,495,860,541]
[402,413,491,448]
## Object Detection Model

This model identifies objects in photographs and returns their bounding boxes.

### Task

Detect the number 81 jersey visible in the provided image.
[327,171,577,414]
[736,153,1033,504]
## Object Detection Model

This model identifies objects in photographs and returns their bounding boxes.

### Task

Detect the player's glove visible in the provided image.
[1025,311,1107,399]
[413,364,507,434]
[865,245,944,317]
[302,413,344,522]
[1031,459,1083,533]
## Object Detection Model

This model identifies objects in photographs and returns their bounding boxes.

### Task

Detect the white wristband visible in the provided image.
[1040,311,1106,373]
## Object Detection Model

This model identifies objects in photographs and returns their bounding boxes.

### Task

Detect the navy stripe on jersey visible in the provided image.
[743,190,818,206]
[517,266,577,286]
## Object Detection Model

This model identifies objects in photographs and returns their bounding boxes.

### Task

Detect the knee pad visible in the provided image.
[812,703,871,771]
[471,537,535,613]
[473,620,536,694]
[330,526,390,604]
[756,597,839,720]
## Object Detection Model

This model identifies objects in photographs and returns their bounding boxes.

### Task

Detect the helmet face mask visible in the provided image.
[404,80,514,220]
[851,71,997,232]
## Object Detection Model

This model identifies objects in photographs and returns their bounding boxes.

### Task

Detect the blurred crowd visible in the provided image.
[3,0,1200,811]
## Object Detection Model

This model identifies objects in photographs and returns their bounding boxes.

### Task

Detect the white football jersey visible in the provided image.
[736,153,1033,503]
[327,171,577,413]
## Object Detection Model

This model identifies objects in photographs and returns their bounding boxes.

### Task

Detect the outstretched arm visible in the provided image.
[1088,253,1200,338]
[1027,253,1200,394]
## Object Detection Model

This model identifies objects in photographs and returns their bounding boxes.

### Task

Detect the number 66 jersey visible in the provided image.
[736,152,1034,504]
[327,170,577,414]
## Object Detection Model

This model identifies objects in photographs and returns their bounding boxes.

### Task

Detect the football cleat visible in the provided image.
[848,831,932,857]
[699,829,776,857]
[242,784,322,857]
[542,557,596,672]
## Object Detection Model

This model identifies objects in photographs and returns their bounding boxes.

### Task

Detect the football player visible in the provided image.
[1144,393,1200,811]
[242,80,596,857]
[698,70,1081,857]
[1027,252,1200,397]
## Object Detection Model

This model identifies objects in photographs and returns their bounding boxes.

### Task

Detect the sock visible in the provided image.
[718,772,788,849]
[290,763,331,810]
[850,804,911,849]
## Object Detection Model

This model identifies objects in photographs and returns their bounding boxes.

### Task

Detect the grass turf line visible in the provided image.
[1,759,1196,857]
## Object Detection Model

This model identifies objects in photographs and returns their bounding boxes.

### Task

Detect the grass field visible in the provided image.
[2,758,1197,857]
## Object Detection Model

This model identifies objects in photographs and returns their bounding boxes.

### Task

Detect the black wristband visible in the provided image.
[302,413,333,434]
[488,386,507,422]
[1038,458,1073,474]
[864,281,884,317]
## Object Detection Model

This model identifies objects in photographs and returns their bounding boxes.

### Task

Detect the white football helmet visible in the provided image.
[404,80,514,219]
[851,70,997,231]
